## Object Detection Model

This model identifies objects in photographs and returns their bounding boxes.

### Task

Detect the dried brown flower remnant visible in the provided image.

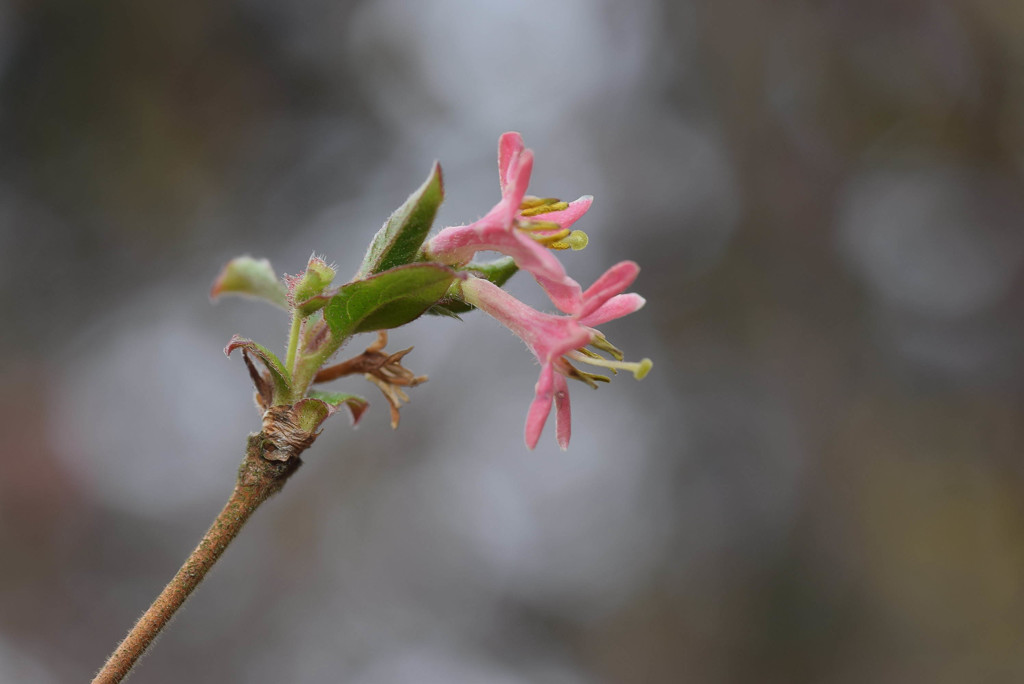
[314,331,427,428]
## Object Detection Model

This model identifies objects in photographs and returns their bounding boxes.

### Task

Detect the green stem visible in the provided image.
[284,312,303,380]
[292,332,347,396]
[91,434,303,684]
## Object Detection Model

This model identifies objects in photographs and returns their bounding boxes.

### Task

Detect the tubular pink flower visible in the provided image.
[424,132,593,305]
[460,264,650,450]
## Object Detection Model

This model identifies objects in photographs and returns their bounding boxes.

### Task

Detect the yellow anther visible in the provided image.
[581,370,612,387]
[518,220,562,233]
[531,228,572,246]
[520,201,570,217]
[520,196,561,210]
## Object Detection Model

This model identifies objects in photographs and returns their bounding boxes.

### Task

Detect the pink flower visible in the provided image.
[424,132,592,305]
[460,261,650,450]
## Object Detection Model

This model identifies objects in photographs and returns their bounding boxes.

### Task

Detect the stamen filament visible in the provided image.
[590,334,624,361]
[568,351,653,380]
[563,360,612,388]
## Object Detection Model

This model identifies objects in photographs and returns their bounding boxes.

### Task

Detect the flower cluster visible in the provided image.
[213,132,650,451]
[424,132,651,449]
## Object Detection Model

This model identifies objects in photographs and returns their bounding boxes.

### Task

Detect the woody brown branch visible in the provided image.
[91,432,305,684]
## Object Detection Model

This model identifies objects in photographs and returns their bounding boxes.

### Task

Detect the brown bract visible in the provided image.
[261,405,318,461]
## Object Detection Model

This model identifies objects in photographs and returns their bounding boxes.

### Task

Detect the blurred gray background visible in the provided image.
[2,0,1024,682]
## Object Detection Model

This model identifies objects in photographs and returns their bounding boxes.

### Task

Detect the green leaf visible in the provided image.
[306,391,370,425]
[211,257,288,309]
[428,257,519,315]
[224,336,292,401]
[325,263,456,339]
[356,163,444,277]
[465,256,519,287]
[295,295,330,317]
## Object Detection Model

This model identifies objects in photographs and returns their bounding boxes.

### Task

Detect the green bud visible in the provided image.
[289,255,337,308]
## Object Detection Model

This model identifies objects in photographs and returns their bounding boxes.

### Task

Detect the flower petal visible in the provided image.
[534,272,583,314]
[579,293,646,327]
[527,195,593,229]
[502,148,534,219]
[578,261,640,319]
[504,228,567,282]
[552,372,572,450]
[525,363,555,449]
[498,132,525,193]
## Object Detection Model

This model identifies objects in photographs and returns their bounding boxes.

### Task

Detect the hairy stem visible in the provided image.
[285,312,303,382]
[92,433,303,684]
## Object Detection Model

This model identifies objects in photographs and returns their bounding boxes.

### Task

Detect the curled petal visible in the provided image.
[579,293,646,328]
[528,195,593,229]
[579,261,640,319]
[537,260,639,318]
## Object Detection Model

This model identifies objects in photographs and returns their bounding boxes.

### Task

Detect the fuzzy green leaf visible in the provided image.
[325,263,456,339]
[295,295,330,317]
[211,257,288,309]
[356,163,444,277]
